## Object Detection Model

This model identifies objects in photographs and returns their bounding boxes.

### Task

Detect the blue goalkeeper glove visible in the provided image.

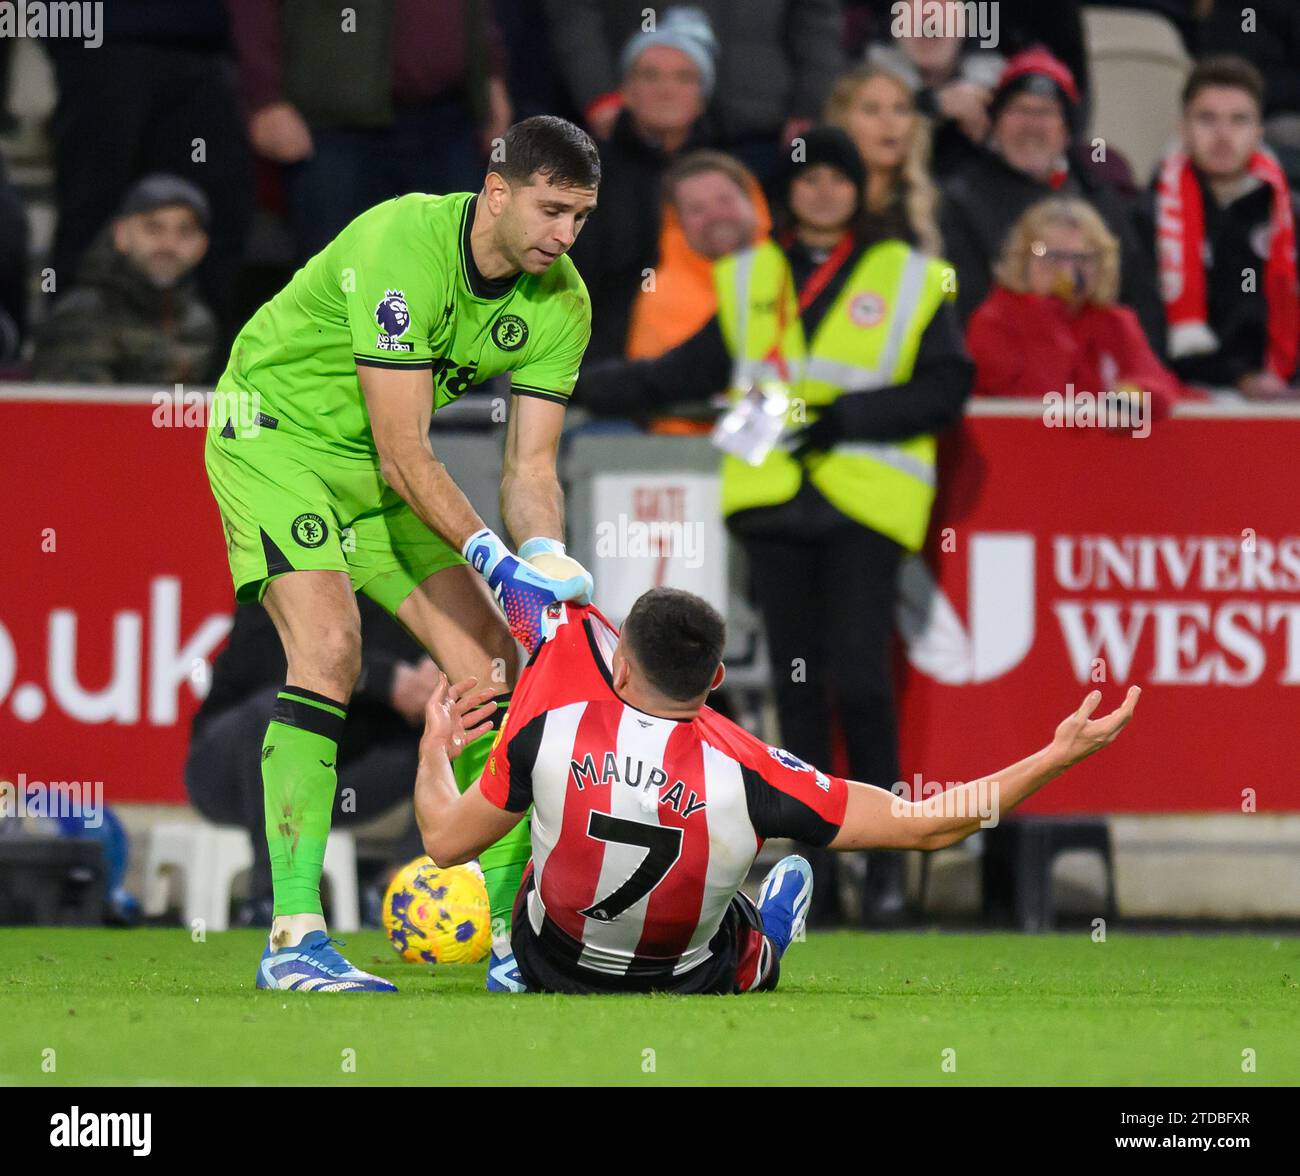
[463,529,591,653]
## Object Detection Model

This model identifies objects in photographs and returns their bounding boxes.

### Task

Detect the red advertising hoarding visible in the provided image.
[1,392,1297,812]
[896,403,1300,812]
[1,392,233,803]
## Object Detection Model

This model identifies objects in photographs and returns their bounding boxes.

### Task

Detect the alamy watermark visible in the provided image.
[0,2,103,48]
[891,773,1000,828]
[891,1,1000,50]
[1,774,103,828]
[152,385,264,434]
[594,513,705,569]
[1043,384,1150,439]
[50,1107,150,1156]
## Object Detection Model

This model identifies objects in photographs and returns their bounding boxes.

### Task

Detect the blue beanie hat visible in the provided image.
[620,6,718,99]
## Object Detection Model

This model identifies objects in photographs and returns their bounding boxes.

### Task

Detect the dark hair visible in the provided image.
[771,126,874,245]
[772,174,876,247]
[492,115,602,190]
[1182,55,1266,114]
[661,149,755,208]
[622,587,725,702]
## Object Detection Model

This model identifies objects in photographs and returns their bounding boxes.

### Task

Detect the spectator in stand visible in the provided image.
[1193,1,1300,166]
[861,0,1004,180]
[493,0,565,121]
[32,176,216,386]
[823,64,944,253]
[845,1,1090,120]
[543,0,844,179]
[576,129,972,926]
[624,150,770,362]
[997,0,1091,118]
[941,46,1167,353]
[0,153,28,364]
[227,0,513,260]
[967,197,1187,418]
[1144,56,1299,398]
[567,10,717,360]
[187,595,441,927]
[44,0,252,339]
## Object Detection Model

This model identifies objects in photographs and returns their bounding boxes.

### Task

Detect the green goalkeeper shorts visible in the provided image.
[204,419,465,614]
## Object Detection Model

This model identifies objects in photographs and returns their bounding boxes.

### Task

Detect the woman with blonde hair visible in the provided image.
[966,196,1187,412]
[823,64,943,256]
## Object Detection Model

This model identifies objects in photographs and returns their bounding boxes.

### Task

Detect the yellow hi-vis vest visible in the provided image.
[713,237,952,552]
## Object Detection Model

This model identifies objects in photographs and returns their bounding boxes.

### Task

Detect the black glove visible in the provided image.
[786,400,845,462]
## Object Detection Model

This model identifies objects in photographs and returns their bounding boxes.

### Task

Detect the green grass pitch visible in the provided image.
[2,928,1297,1085]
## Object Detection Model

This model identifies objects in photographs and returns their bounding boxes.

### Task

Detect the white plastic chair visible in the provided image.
[1084,6,1191,185]
[142,822,359,932]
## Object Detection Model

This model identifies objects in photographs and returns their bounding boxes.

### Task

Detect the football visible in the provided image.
[382,857,492,965]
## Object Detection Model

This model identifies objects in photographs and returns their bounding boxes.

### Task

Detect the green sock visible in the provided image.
[262,686,347,917]
[481,817,532,939]
[453,712,531,937]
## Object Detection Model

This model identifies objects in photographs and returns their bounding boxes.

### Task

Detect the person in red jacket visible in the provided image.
[967,196,1191,421]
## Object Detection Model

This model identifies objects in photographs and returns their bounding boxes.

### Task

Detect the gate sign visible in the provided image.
[586,472,729,625]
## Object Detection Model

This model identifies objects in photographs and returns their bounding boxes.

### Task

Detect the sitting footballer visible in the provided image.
[416,587,1140,995]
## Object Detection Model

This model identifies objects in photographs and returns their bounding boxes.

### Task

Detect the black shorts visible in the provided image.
[511,867,780,996]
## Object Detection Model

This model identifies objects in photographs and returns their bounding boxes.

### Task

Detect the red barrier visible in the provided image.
[2,392,1297,812]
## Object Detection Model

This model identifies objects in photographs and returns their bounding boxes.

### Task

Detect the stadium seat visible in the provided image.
[1083,6,1191,185]
[142,823,359,932]
[981,818,1118,932]
[0,836,105,925]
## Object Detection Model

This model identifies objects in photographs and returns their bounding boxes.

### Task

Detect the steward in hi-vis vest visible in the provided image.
[713,234,952,552]
[573,127,972,928]
[574,140,970,558]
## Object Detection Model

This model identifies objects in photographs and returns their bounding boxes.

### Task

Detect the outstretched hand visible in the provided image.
[422,674,499,760]
[1050,686,1141,767]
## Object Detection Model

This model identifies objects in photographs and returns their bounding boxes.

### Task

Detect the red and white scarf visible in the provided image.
[1155,147,1299,380]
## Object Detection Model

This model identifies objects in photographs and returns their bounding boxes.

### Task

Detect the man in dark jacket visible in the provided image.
[33,175,217,385]
[544,0,843,177]
[940,46,1168,355]
[1139,55,1300,396]
[227,0,513,260]
[0,153,28,363]
[45,0,252,339]
[1194,0,1300,131]
[567,9,715,359]
[186,594,439,926]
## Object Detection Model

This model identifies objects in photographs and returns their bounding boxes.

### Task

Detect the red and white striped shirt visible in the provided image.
[480,603,848,979]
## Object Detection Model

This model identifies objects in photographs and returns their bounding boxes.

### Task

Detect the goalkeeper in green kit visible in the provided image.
[204,117,600,993]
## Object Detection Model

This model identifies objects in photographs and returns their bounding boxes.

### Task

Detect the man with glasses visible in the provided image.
[940,46,1167,355]
[965,196,1186,417]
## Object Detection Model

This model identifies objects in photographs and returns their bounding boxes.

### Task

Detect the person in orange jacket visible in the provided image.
[625,150,771,361]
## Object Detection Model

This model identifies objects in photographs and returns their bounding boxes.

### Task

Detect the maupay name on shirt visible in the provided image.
[570,752,708,819]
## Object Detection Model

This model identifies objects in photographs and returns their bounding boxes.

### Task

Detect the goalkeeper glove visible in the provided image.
[462,529,591,653]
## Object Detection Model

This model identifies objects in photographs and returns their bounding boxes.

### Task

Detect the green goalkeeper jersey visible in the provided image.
[216,191,591,457]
